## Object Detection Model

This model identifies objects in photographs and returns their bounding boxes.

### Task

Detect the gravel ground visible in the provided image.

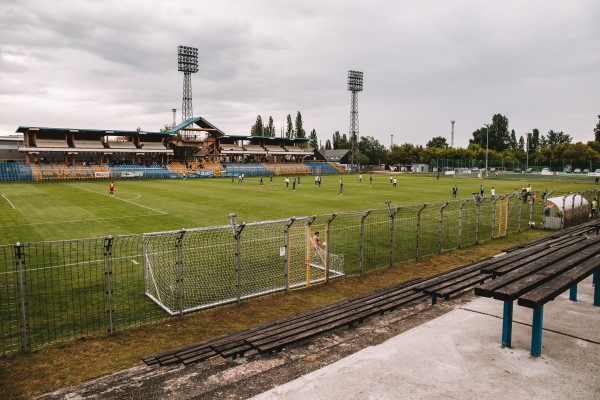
[37,293,474,400]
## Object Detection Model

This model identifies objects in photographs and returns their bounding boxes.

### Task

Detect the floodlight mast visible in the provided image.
[347,70,363,170]
[178,45,198,137]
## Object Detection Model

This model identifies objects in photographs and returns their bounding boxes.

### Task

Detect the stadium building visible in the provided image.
[0,117,346,181]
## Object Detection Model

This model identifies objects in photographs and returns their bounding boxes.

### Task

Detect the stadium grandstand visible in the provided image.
[0,117,347,181]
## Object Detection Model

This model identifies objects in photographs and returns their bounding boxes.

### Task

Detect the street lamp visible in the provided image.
[484,124,490,178]
[526,133,529,172]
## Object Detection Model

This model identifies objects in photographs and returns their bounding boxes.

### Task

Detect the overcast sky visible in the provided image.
[1,0,599,148]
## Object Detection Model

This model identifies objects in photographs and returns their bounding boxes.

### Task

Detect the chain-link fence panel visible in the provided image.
[20,238,107,350]
[362,209,392,272]
[505,195,523,235]
[328,212,362,275]
[478,200,494,242]
[393,206,420,264]
[306,214,346,282]
[418,204,441,259]
[239,219,290,297]
[0,245,20,354]
[441,200,462,252]
[459,200,479,248]
[109,235,164,330]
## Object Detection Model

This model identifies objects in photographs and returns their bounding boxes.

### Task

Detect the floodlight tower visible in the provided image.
[451,121,455,147]
[347,70,363,170]
[178,45,198,129]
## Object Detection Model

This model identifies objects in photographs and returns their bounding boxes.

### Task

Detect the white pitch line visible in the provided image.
[0,214,158,228]
[2,194,16,209]
[74,185,168,215]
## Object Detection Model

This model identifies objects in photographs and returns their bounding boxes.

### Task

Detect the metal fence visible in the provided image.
[1,190,597,355]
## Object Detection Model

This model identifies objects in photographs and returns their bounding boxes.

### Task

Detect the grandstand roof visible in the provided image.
[165,116,226,137]
[16,126,170,136]
[219,134,310,142]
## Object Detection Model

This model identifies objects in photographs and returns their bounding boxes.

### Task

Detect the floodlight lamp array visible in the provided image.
[347,70,363,92]
[178,45,199,73]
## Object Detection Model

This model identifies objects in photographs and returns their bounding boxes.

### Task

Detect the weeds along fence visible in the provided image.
[0,190,597,355]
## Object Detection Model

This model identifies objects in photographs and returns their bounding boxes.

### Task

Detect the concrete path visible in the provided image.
[251,276,600,400]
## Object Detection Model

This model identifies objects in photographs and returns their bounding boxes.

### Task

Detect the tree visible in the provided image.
[426,136,448,148]
[159,124,174,133]
[295,112,306,139]
[325,139,332,150]
[510,130,517,150]
[250,115,264,136]
[338,134,350,149]
[332,131,340,149]
[265,116,276,137]
[309,129,318,149]
[358,136,387,165]
[594,115,600,142]
[469,114,511,152]
[518,136,525,152]
[544,130,572,150]
[286,114,294,138]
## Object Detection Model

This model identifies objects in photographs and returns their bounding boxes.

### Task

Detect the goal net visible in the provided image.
[144,219,345,315]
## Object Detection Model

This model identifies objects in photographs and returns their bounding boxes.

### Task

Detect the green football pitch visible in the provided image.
[0,173,594,245]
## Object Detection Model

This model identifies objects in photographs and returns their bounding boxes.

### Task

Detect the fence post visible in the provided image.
[560,195,568,229]
[305,216,317,287]
[175,230,186,316]
[15,242,29,352]
[438,201,449,254]
[229,213,246,303]
[360,210,372,274]
[386,200,401,267]
[529,190,539,226]
[104,236,114,334]
[596,189,600,220]
[542,190,552,229]
[284,218,296,291]
[416,204,428,260]
[518,194,523,232]
[458,199,469,249]
[475,197,482,245]
[491,197,497,239]
[326,213,337,282]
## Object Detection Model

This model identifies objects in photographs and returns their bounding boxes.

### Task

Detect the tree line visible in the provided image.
[245,112,600,169]
[252,113,600,169]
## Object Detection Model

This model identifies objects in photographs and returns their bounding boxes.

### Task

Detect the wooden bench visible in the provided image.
[143,279,427,366]
[475,234,600,356]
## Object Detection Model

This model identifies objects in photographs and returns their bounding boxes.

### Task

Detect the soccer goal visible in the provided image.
[144,220,345,315]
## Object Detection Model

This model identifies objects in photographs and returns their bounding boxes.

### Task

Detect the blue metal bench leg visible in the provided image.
[502,301,513,348]
[594,271,599,306]
[569,284,577,301]
[531,306,544,356]
[430,294,437,305]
